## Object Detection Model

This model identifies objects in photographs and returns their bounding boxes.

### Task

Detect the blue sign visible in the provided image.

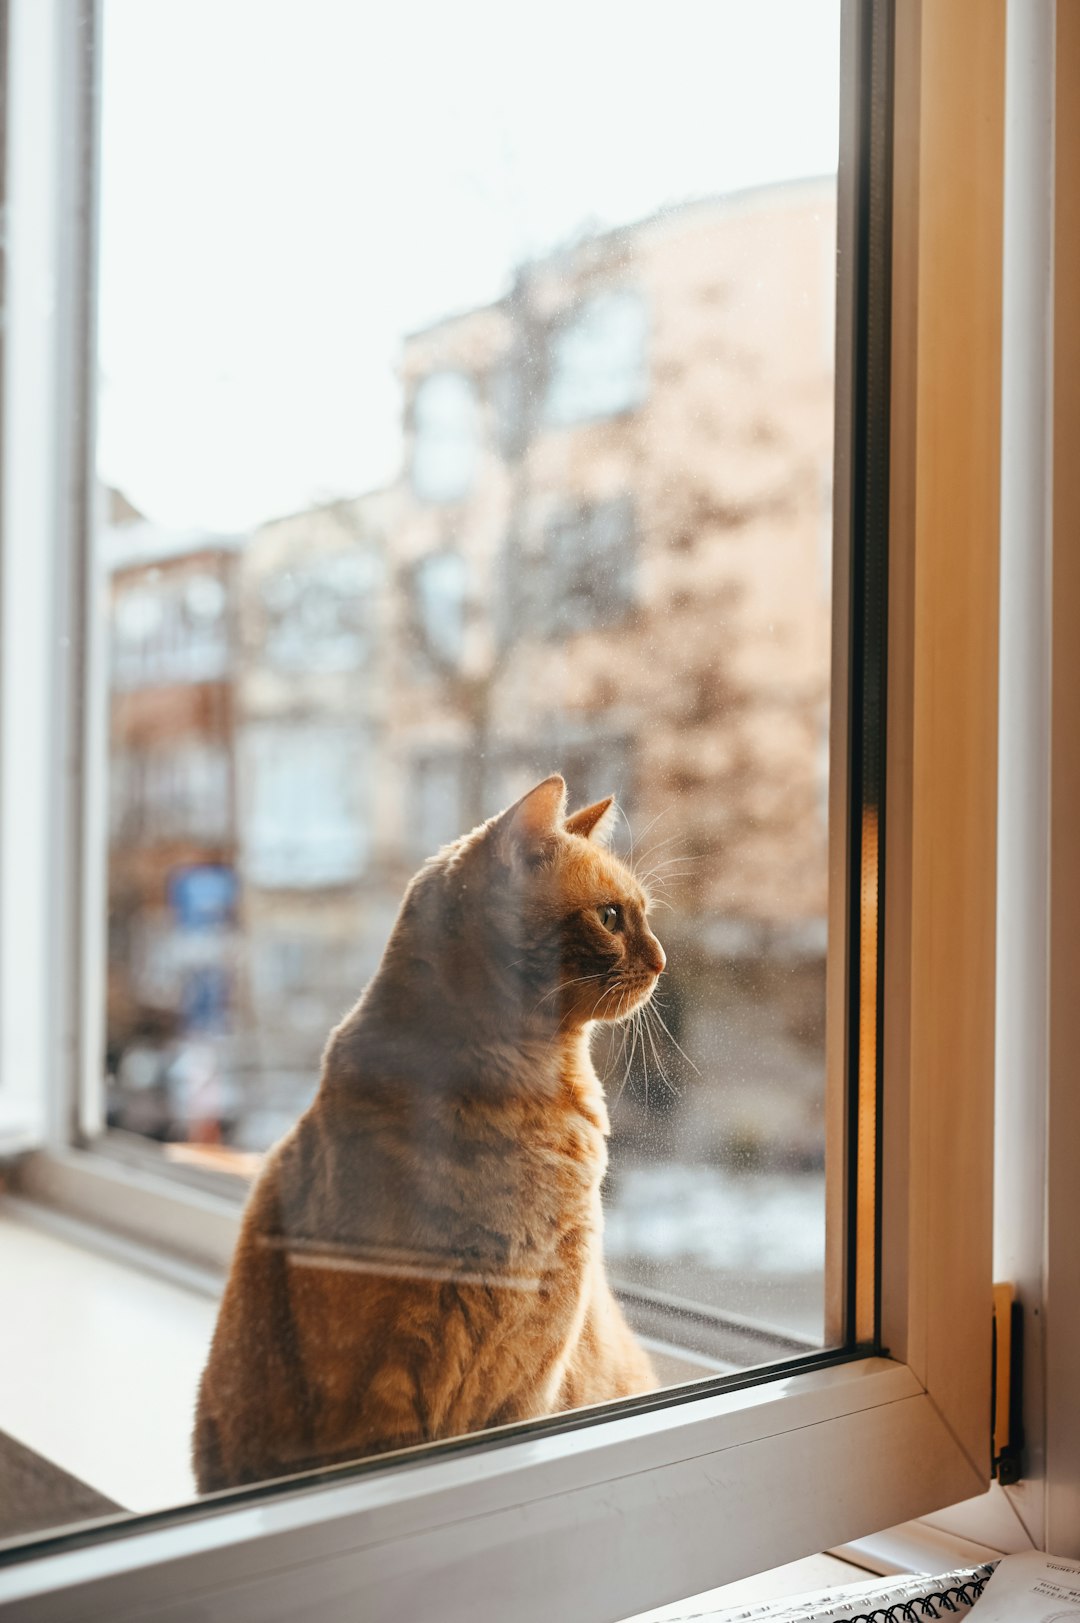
[168,864,237,931]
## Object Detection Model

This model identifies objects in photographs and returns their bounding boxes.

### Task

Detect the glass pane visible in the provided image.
[6,0,843,1545]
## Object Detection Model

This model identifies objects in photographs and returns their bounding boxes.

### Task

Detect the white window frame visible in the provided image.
[0,1,1015,1617]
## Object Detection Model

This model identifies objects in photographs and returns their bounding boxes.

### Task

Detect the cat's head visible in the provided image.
[412,774,666,1036]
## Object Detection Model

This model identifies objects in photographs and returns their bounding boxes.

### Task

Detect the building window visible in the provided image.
[544,289,649,427]
[259,551,379,674]
[407,748,468,861]
[112,570,230,688]
[411,550,468,668]
[489,350,529,459]
[534,495,637,638]
[410,371,479,503]
[110,743,231,844]
[243,726,369,888]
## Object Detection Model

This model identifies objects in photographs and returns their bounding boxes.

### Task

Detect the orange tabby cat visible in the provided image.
[193,775,664,1491]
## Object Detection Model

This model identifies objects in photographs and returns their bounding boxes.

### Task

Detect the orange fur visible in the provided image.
[194,776,665,1490]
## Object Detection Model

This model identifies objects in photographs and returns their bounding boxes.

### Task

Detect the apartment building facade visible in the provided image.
[102,498,244,1140]
[235,177,836,1162]
[231,490,404,1143]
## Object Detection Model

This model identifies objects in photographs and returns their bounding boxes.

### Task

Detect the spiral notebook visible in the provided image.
[650,1563,998,1623]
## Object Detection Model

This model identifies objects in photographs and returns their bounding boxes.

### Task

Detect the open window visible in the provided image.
[0,1,1006,1617]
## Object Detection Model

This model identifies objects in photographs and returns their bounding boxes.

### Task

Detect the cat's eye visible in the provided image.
[598,904,621,932]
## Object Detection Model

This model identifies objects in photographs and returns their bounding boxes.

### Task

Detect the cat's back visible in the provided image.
[194,1097,429,1486]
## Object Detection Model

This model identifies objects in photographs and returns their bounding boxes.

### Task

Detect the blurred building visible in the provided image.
[232,490,403,1147]
[392,178,834,912]
[389,176,836,1162]
[102,492,244,1141]
[231,176,836,1163]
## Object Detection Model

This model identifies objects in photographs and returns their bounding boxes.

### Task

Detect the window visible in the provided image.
[110,743,231,843]
[544,289,649,426]
[0,1,1018,1616]
[540,495,637,637]
[242,725,369,888]
[410,371,480,503]
[408,747,468,859]
[412,550,468,668]
[259,551,379,675]
[110,567,232,688]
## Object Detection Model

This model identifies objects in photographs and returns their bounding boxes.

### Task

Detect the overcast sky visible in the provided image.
[96,0,841,533]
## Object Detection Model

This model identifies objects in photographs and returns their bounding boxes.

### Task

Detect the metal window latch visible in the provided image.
[992,1282,1024,1484]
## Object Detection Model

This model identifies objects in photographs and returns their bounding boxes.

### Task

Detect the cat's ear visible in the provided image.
[498,774,567,857]
[565,796,617,845]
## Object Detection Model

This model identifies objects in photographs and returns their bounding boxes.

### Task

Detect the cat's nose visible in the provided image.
[644,934,666,976]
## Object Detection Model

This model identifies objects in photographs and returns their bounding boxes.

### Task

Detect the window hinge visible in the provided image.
[992,1282,1024,1484]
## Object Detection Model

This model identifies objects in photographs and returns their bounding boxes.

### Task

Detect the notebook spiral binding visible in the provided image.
[837,1564,998,1623]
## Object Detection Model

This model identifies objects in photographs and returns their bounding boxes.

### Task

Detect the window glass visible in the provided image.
[413,551,469,667]
[408,748,468,859]
[541,495,637,637]
[242,725,370,888]
[411,371,480,502]
[61,0,843,1533]
[110,563,231,688]
[544,289,650,426]
[260,551,379,675]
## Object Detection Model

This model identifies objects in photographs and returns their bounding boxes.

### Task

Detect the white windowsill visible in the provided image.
[0,1207,215,1510]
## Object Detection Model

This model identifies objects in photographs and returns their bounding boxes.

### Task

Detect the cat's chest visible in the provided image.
[295,1087,608,1276]
[514,1113,607,1202]
[431,1102,607,1262]
[452,1054,608,1197]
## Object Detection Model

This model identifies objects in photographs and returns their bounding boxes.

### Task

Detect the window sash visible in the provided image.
[0,0,1005,1614]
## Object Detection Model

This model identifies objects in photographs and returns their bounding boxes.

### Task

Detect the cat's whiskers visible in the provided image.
[628,809,676,865]
[607,988,635,1093]
[612,1004,639,1109]
[608,983,643,1104]
[615,801,637,871]
[633,825,698,893]
[645,999,702,1078]
[583,981,618,1026]
[605,974,683,1110]
[636,869,695,895]
[626,1004,647,1109]
[541,976,618,1050]
[622,805,674,873]
[641,1002,680,1098]
[637,859,700,889]
[637,862,695,888]
[641,1009,650,1112]
[637,856,684,884]
[528,972,603,1017]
